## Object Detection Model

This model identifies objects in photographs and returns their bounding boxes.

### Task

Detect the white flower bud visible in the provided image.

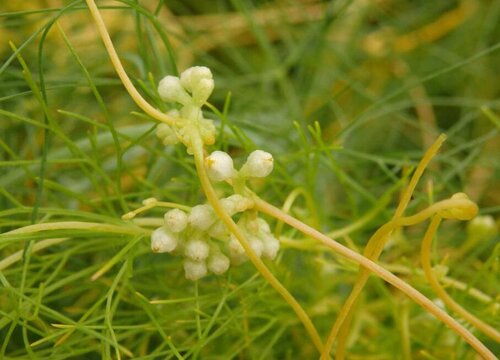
[158,75,191,105]
[185,238,210,261]
[208,221,229,240]
[189,204,216,230]
[249,236,263,257]
[220,194,253,216]
[240,150,274,178]
[205,151,235,182]
[164,209,188,233]
[229,234,245,256]
[156,123,179,145]
[255,217,271,234]
[262,234,280,260]
[207,252,230,275]
[183,259,207,281]
[180,66,214,105]
[151,227,177,253]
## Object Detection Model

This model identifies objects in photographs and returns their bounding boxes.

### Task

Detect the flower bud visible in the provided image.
[229,234,245,256]
[151,227,177,253]
[156,123,179,145]
[262,234,280,260]
[164,208,188,233]
[180,66,214,105]
[467,215,497,240]
[158,75,191,105]
[205,151,235,182]
[208,221,229,240]
[189,204,216,230]
[207,252,230,275]
[183,259,207,281]
[240,150,274,178]
[220,194,253,215]
[185,239,210,261]
[249,236,263,257]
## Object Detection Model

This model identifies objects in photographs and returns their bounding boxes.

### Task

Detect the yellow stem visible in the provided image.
[325,135,446,359]
[3,221,146,236]
[421,216,500,342]
[191,136,324,353]
[84,0,176,126]
[253,197,495,359]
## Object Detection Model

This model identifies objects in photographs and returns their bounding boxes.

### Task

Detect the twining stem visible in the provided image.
[191,136,324,352]
[82,2,494,357]
[421,216,500,342]
[323,135,446,359]
[253,197,495,359]
[85,0,175,126]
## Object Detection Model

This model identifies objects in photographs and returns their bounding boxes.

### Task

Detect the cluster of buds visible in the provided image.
[155,66,216,153]
[205,149,274,182]
[151,194,280,280]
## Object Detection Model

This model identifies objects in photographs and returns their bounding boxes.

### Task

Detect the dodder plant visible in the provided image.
[1,1,497,359]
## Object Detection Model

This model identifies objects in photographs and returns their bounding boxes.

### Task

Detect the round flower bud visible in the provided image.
[156,123,179,145]
[185,238,210,261]
[256,217,271,234]
[208,221,229,240]
[240,150,274,178]
[467,215,497,240]
[205,151,235,182]
[220,194,253,216]
[189,204,216,230]
[229,234,245,256]
[249,236,263,257]
[180,66,214,105]
[262,234,280,260]
[158,75,191,105]
[183,259,207,281]
[207,252,230,275]
[151,227,177,253]
[164,209,188,233]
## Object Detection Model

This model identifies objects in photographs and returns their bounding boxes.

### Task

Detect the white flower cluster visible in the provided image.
[205,149,274,182]
[156,66,216,153]
[151,194,280,281]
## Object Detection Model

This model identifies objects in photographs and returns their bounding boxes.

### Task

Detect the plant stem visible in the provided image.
[421,216,500,342]
[253,197,495,359]
[191,136,324,353]
[84,0,175,126]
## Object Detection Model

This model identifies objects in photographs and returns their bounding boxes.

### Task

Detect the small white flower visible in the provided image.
[151,227,178,253]
[261,234,280,260]
[207,252,230,275]
[180,66,214,105]
[156,123,179,145]
[221,194,253,215]
[255,217,271,234]
[158,75,191,105]
[164,209,188,233]
[229,234,245,256]
[189,204,216,230]
[205,151,235,182]
[249,236,263,257]
[208,221,229,240]
[184,259,207,281]
[240,150,274,178]
[185,238,210,261]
